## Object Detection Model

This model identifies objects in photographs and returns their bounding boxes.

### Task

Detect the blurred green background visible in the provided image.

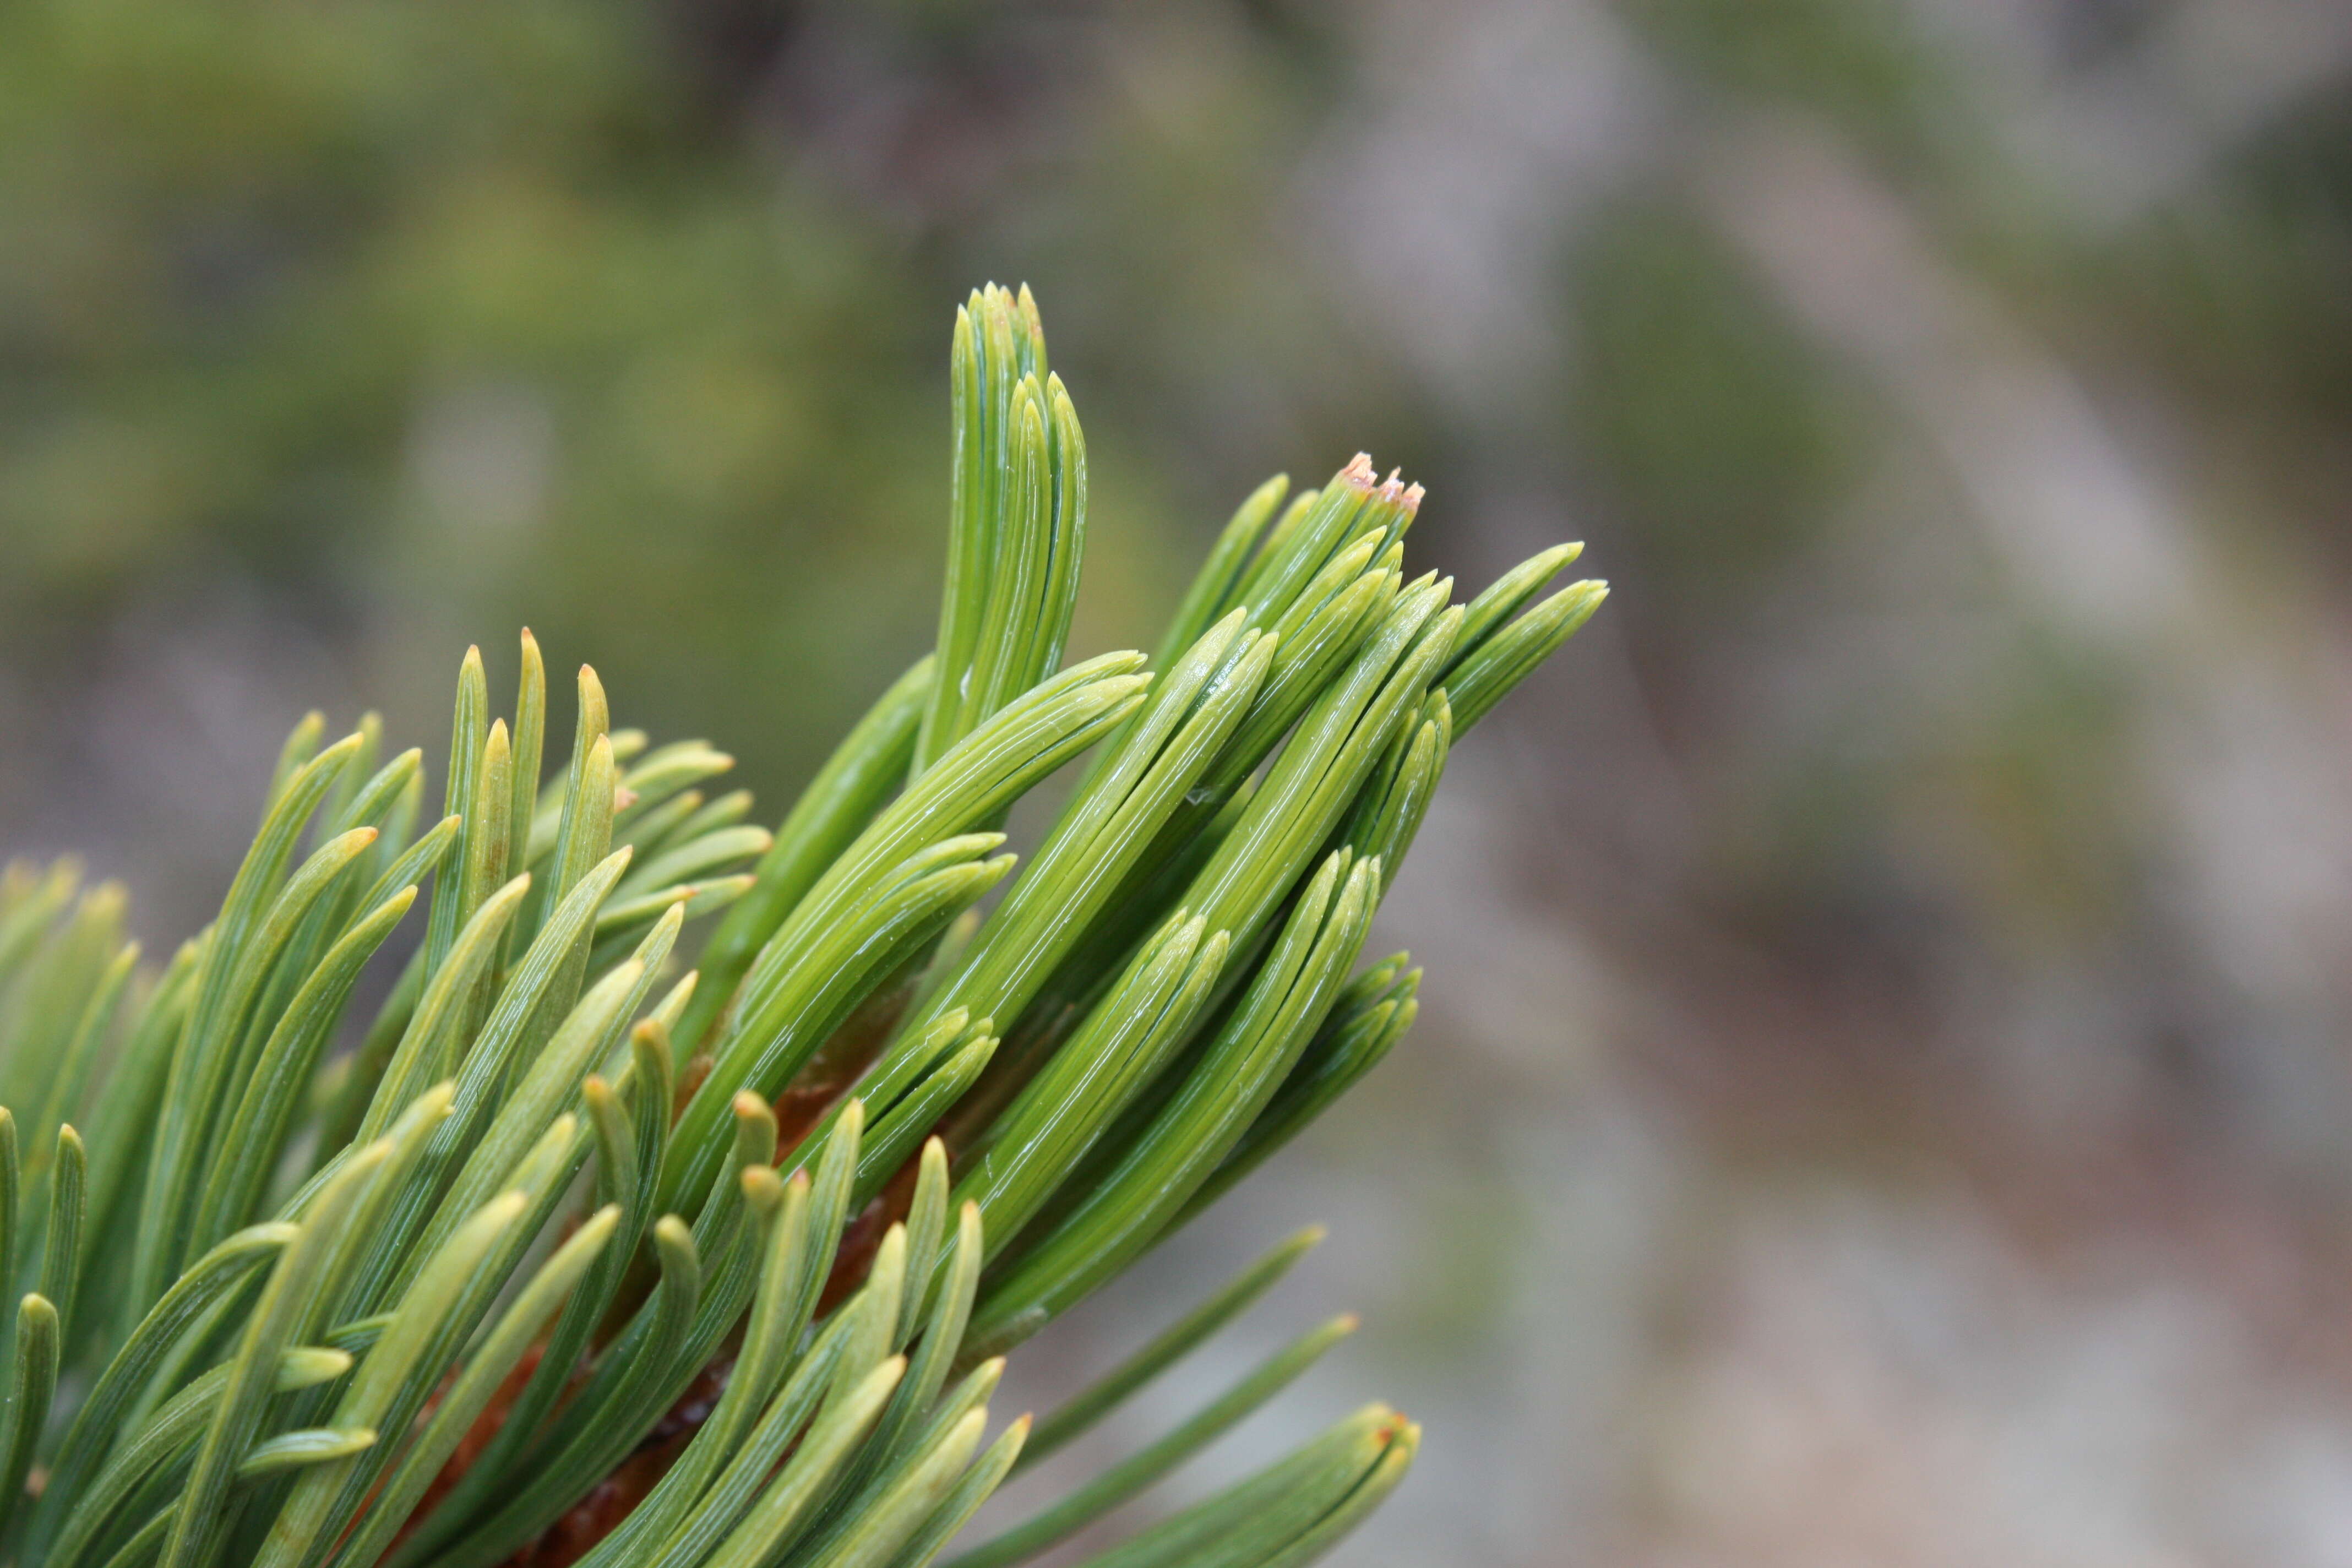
[10,0,2352,1562]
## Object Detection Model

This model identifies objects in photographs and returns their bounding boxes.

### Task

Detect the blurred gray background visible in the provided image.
[10,0,2352,1562]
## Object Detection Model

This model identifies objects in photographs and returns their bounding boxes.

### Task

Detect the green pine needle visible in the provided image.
[0,284,1603,1568]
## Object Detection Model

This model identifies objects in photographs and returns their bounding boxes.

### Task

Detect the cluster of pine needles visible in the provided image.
[0,285,1604,1568]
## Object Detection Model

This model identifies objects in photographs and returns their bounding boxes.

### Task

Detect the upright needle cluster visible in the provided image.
[0,284,1604,1568]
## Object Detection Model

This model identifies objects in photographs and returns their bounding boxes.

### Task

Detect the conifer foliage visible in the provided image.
[0,286,1604,1568]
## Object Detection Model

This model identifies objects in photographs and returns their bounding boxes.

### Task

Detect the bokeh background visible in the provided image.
[8,0,2352,1562]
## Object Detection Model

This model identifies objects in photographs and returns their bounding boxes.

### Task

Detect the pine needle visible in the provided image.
[0,284,1600,1568]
